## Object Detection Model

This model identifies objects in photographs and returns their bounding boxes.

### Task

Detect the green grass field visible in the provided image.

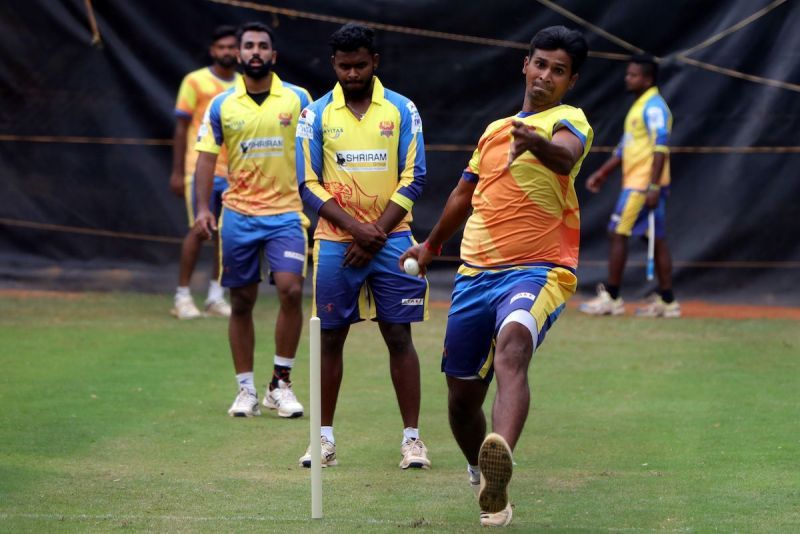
[1,291,799,532]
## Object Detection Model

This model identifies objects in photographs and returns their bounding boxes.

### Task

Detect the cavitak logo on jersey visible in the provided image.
[335,150,388,172]
[278,112,292,127]
[239,137,284,157]
[379,121,395,137]
[401,298,424,306]
[323,126,344,139]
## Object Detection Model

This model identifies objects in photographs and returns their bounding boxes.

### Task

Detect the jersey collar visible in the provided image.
[234,72,284,99]
[634,86,660,105]
[332,76,385,109]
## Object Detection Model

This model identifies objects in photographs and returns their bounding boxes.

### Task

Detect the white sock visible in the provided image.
[235,372,256,394]
[468,463,480,483]
[207,280,224,303]
[274,355,294,368]
[403,427,419,443]
[175,286,191,299]
[321,426,335,444]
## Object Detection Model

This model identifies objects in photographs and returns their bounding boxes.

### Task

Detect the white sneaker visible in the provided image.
[263,380,304,418]
[204,298,231,317]
[635,294,681,318]
[469,467,481,499]
[299,436,338,468]
[227,388,261,417]
[478,433,513,515]
[578,283,625,316]
[399,438,431,469]
[480,502,513,527]
[171,294,202,319]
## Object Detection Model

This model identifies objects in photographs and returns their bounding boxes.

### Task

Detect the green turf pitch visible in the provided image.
[1,292,798,532]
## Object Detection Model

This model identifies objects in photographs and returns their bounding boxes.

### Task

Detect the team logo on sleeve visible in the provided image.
[379,121,395,137]
[278,112,292,127]
[297,108,315,139]
[406,102,422,134]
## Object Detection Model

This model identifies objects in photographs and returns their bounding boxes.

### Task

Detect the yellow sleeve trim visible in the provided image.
[389,193,414,212]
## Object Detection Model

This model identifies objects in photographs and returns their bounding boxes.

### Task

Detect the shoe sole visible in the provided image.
[399,458,431,469]
[478,433,513,514]
[301,458,338,468]
[228,409,261,417]
[171,309,202,320]
[263,399,303,418]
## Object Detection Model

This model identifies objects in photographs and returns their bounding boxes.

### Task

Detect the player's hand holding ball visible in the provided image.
[399,241,440,278]
[403,257,420,276]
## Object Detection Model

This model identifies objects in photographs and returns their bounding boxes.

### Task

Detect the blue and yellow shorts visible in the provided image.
[185,174,228,228]
[218,208,308,288]
[442,264,577,383]
[312,232,429,329]
[608,186,669,238]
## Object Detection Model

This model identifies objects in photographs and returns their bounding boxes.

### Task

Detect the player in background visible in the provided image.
[194,22,311,418]
[295,23,430,470]
[400,26,592,526]
[170,26,239,319]
[580,55,680,318]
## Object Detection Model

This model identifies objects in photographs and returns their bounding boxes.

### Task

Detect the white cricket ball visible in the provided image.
[403,257,420,276]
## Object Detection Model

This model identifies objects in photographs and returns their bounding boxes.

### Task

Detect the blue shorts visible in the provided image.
[608,186,669,238]
[312,233,429,329]
[219,209,308,288]
[442,265,577,383]
[186,174,227,228]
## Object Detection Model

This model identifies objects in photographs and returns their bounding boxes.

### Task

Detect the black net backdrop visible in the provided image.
[1,0,798,303]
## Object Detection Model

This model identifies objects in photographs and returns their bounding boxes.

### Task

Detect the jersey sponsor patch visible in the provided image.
[406,101,423,134]
[510,291,536,304]
[335,149,388,172]
[401,298,424,306]
[283,250,305,262]
[239,137,284,158]
[296,123,314,140]
[645,106,666,131]
[299,108,315,124]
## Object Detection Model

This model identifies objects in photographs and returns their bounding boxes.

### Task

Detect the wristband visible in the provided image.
[647,183,661,192]
[423,240,442,255]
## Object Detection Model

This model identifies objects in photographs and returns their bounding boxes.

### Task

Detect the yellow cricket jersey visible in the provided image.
[195,74,311,216]
[614,86,672,190]
[175,67,238,177]
[295,77,426,241]
[460,106,593,270]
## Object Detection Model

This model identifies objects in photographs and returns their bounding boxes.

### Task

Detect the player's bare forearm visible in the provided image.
[193,151,218,239]
[426,178,476,251]
[375,201,409,236]
[509,122,583,175]
[319,198,386,252]
[586,154,621,192]
[169,118,190,196]
[649,152,666,186]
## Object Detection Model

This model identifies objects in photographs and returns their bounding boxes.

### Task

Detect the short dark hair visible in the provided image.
[630,54,658,83]
[236,21,275,47]
[211,25,236,44]
[529,26,588,74]
[329,23,376,54]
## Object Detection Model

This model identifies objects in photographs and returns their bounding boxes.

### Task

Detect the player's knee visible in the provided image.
[278,281,303,306]
[230,291,256,315]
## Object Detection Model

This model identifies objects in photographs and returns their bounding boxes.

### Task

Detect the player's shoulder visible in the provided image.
[281,80,312,103]
[644,90,670,112]
[307,90,335,114]
[182,66,212,83]
[553,104,590,123]
[208,87,237,113]
[382,87,417,113]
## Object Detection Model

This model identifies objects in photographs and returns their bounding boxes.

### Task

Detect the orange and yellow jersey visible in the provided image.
[460,106,593,270]
[614,86,672,189]
[174,67,238,177]
[295,77,426,241]
[195,74,311,216]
